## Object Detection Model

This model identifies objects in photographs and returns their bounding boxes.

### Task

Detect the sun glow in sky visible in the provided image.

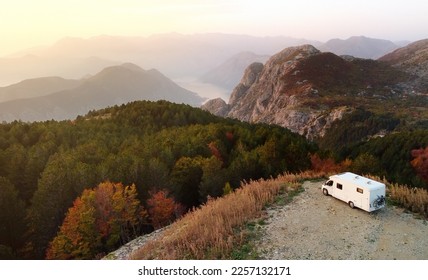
[1,0,427,56]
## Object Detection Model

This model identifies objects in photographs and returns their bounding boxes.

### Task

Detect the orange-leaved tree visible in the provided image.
[146,190,178,230]
[310,153,351,174]
[45,189,99,260]
[46,181,147,259]
[411,147,428,184]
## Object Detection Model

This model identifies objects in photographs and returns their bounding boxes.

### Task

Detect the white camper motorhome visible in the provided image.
[321,172,385,212]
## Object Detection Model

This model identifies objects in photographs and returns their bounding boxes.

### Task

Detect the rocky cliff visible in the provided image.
[202,44,426,140]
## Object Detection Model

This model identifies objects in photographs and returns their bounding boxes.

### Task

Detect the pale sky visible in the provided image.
[1,0,427,56]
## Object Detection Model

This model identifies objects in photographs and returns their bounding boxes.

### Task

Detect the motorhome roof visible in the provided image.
[330,172,385,190]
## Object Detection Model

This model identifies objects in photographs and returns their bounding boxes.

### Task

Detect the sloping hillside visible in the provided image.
[0,100,316,259]
[108,177,428,260]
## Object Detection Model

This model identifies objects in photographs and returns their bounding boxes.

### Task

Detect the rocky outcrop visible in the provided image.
[226,45,320,128]
[203,44,423,140]
[204,45,341,140]
[228,62,264,106]
[201,98,229,117]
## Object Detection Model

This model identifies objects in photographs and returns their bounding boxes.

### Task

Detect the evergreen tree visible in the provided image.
[171,157,203,209]
[0,177,26,258]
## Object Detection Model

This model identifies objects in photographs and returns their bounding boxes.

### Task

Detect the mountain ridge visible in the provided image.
[202,44,427,140]
[319,36,399,59]
[1,33,405,87]
[0,63,204,122]
[0,77,83,103]
[0,33,319,86]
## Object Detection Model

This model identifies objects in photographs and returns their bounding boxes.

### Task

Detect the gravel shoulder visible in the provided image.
[256,180,428,260]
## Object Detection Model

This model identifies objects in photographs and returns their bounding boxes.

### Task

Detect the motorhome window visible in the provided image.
[336,183,343,190]
[357,187,363,194]
[326,180,333,186]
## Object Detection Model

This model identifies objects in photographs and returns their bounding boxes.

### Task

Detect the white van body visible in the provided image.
[321,172,386,212]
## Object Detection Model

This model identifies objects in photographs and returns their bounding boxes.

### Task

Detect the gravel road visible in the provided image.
[256,181,428,260]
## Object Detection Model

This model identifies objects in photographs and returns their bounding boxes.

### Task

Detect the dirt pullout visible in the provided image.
[256,181,428,260]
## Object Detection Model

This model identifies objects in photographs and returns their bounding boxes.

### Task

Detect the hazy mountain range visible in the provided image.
[1,33,316,86]
[1,33,405,88]
[199,51,270,90]
[0,33,421,123]
[0,63,204,122]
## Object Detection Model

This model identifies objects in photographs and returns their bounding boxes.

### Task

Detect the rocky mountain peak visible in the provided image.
[200,98,229,117]
[203,43,424,140]
[240,62,264,87]
[266,44,320,65]
[228,62,264,107]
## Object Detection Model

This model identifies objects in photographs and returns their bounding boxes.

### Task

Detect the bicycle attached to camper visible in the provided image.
[373,195,385,209]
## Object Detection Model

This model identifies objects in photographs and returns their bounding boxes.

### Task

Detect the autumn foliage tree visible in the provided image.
[94,182,146,248]
[147,190,178,229]
[310,153,351,174]
[46,181,147,259]
[411,147,428,184]
[45,190,98,260]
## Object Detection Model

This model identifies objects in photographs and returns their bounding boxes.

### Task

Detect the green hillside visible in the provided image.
[0,100,315,259]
